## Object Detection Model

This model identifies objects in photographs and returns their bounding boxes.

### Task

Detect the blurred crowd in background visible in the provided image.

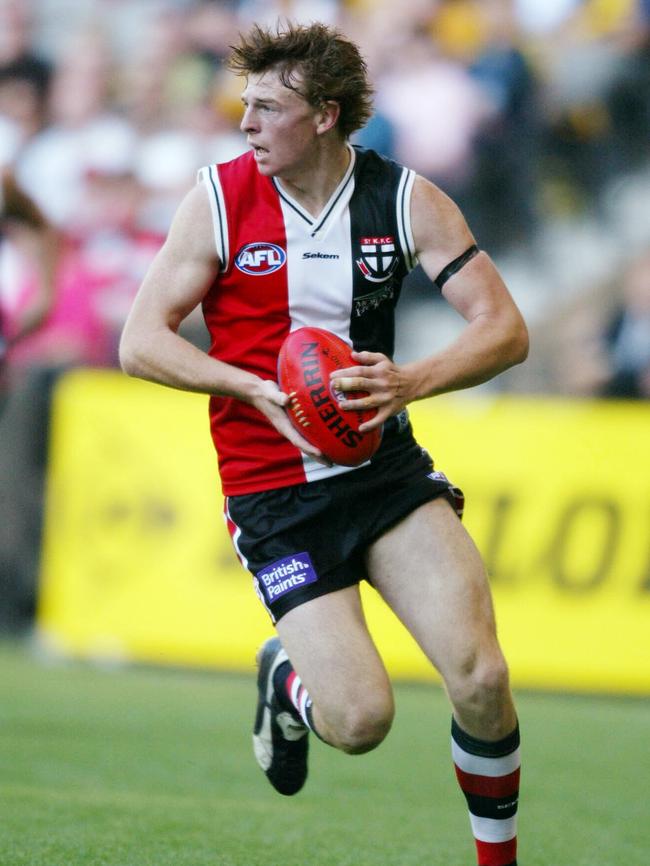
[1,0,650,631]
[1,0,650,397]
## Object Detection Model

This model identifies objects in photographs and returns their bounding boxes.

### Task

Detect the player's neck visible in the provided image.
[276,140,351,217]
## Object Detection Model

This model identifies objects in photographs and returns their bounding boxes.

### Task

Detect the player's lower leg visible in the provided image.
[252,636,318,795]
[451,717,521,866]
[275,661,322,734]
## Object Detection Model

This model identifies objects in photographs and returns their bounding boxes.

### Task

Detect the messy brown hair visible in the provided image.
[227,21,374,139]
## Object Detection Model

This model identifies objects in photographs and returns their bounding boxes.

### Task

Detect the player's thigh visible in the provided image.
[366,497,501,681]
[275,584,394,726]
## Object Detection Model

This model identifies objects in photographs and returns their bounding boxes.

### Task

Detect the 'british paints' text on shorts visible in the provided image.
[257,553,318,601]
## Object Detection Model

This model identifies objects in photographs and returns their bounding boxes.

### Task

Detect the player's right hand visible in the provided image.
[253,379,332,466]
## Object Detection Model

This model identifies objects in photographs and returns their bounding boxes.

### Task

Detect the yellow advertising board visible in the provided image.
[37,370,650,693]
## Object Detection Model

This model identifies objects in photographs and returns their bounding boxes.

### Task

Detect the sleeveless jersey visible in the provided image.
[198,145,418,496]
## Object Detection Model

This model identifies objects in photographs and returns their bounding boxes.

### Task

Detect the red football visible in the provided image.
[277,327,382,466]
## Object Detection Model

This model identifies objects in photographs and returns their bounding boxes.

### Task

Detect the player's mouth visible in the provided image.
[251,143,268,158]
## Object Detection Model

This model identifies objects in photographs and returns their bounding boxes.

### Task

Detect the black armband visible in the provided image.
[433,244,479,291]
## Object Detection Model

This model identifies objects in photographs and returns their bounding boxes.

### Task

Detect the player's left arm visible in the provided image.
[332,175,529,431]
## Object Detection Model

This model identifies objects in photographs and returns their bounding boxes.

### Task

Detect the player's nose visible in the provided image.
[240,106,258,133]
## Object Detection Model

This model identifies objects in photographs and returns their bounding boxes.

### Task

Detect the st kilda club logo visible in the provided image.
[235,242,286,275]
[355,236,398,283]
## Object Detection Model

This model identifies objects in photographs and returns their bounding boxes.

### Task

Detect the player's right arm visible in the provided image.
[120,183,247,396]
[120,183,324,460]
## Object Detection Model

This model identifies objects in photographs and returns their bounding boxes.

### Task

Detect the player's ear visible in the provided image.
[315,100,341,135]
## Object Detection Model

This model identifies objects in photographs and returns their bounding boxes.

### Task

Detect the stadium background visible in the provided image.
[0,2,649,864]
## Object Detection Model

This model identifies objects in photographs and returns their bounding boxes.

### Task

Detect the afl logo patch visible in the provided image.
[235,242,286,275]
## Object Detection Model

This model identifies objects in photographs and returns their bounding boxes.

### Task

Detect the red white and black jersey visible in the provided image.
[198,144,418,496]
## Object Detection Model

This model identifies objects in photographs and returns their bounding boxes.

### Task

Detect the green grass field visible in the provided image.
[1,640,648,866]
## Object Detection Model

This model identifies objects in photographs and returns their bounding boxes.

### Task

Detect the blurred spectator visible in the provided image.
[437,0,542,250]
[15,26,135,227]
[0,0,52,157]
[543,298,614,397]
[0,166,58,402]
[0,0,51,97]
[352,110,397,161]
[538,248,650,399]
[0,57,50,147]
[377,25,495,187]
[603,0,650,171]
[0,162,60,631]
[118,3,245,231]
[533,0,644,210]
[6,154,163,372]
[118,4,210,134]
[599,249,650,398]
[4,23,165,371]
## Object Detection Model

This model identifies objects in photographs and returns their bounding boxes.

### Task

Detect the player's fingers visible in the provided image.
[330,364,370,380]
[358,418,381,433]
[286,427,331,465]
[332,358,389,375]
[358,407,391,432]
[275,413,332,466]
[331,359,393,387]
[295,440,333,466]
[331,375,370,393]
[273,390,290,407]
[350,350,387,365]
[259,378,290,407]
[337,393,376,410]
[297,444,332,466]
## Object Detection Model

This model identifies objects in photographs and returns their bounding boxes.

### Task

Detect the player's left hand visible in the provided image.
[330,350,411,432]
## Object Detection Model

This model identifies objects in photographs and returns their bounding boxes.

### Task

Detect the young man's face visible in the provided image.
[240,68,322,178]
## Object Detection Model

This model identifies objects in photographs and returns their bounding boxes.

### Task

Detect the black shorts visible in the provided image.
[225,411,464,623]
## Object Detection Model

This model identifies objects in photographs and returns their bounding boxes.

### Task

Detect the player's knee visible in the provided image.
[336,694,394,754]
[476,655,511,703]
[448,648,511,710]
